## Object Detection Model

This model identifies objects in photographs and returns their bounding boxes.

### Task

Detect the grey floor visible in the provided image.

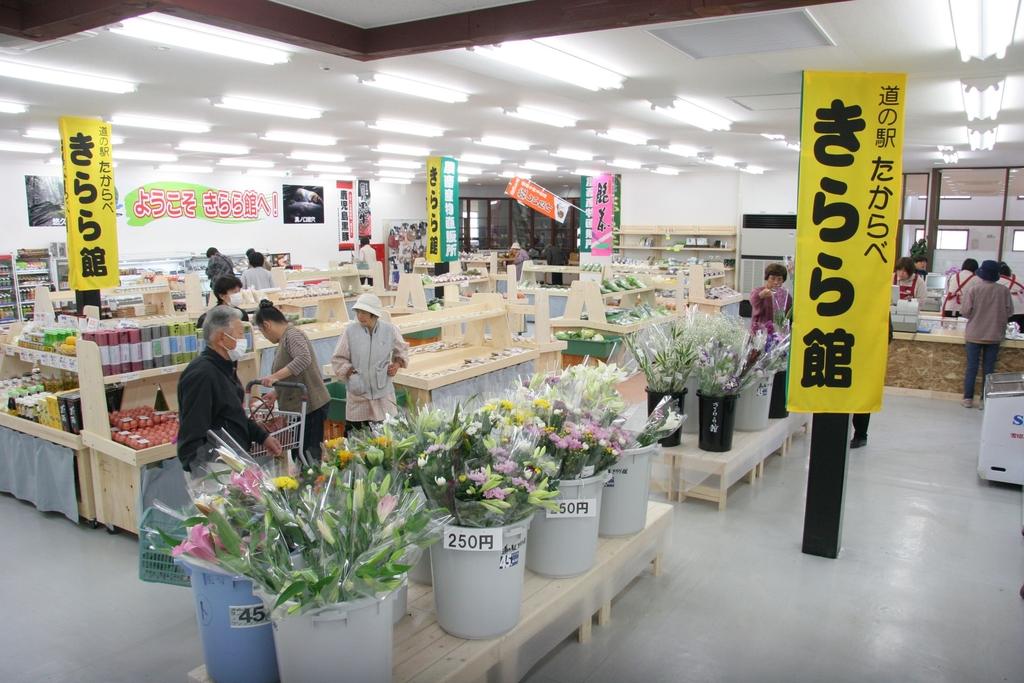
[2,395,1022,683]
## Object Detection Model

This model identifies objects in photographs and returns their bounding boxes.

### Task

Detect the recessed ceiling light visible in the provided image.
[760,133,786,141]
[114,149,178,162]
[573,167,602,177]
[459,166,483,175]
[217,95,322,119]
[374,142,430,157]
[376,158,421,169]
[506,105,578,128]
[478,135,531,151]
[738,164,766,174]
[306,163,352,174]
[289,150,346,162]
[961,77,1005,122]
[111,14,292,65]
[0,140,52,154]
[247,168,292,177]
[553,148,594,161]
[218,157,274,168]
[652,166,681,175]
[376,169,415,179]
[112,113,210,133]
[359,73,468,103]
[159,163,213,174]
[176,140,250,155]
[949,0,1021,61]
[377,177,413,184]
[524,161,557,172]
[460,152,502,165]
[598,128,648,146]
[472,40,624,91]
[25,127,124,144]
[369,119,444,137]
[0,100,27,114]
[706,155,740,168]
[262,130,336,146]
[0,59,136,93]
[967,125,997,151]
[785,141,801,151]
[610,159,642,169]
[653,98,733,131]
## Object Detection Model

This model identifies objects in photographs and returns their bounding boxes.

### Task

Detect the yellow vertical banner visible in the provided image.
[787,71,906,413]
[425,156,443,263]
[59,116,120,290]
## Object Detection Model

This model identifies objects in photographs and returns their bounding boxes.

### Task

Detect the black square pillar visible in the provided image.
[801,412,851,559]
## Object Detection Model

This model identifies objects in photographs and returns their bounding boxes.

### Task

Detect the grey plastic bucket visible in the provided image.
[599,444,657,537]
[735,378,772,431]
[391,581,408,624]
[408,547,432,585]
[270,594,393,683]
[526,472,609,577]
[431,517,532,639]
[681,375,699,434]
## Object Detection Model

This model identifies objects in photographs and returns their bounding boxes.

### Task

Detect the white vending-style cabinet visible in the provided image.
[977,371,1024,485]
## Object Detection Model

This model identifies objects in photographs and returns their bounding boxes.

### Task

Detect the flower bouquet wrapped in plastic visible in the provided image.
[630,395,685,448]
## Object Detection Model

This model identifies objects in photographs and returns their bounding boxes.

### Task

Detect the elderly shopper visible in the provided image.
[961,260,1015,408]
[331,293,409,435]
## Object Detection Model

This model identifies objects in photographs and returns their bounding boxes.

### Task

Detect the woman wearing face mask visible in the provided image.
[197,275,249,329]
[254,300,330,462]
[330,293,409,436]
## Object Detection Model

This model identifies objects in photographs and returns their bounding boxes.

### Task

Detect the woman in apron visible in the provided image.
[941,258,979,317]
[998,262,1024,332]
[893,257,925,301]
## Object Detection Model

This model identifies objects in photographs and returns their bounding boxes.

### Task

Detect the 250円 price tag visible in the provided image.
[545,498,597,519]
[442,525,502,552]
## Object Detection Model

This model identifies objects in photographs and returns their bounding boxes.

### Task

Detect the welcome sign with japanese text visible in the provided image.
[124,182,279,226]
[59,116,120,290]
[426,156,459,263]
[788,71,906,413]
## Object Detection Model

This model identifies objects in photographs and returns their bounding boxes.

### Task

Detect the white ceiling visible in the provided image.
[268,0,530,29]
[0,0,1022,191]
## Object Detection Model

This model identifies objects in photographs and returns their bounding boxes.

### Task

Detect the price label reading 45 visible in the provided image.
[229,603,268,628]
[443,526,502,552]
[546,498,598,519]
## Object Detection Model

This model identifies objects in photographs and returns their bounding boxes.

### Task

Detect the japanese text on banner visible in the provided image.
[59,116,119,290]
[579,176,593,253]
[590,174,615,256]
[788,71,906,413]
[426,156,459,263]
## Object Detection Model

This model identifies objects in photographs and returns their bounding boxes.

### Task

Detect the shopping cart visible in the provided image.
[245,380,310,467]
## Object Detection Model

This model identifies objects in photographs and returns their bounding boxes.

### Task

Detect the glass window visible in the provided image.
[914,228,924,242]
[938,168,1005,220]
[936,229,969,250]
[512,202,532,248]
[467,199,487,250]
[903,173,929,220]
[1006,168,1024,220]
[1013,230,1024,251]
[490,199,510,249]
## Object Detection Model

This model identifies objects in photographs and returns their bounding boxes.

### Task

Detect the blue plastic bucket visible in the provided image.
[179,559,279,683]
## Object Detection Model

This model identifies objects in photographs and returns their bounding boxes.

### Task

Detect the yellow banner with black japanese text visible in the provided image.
[59,116,119,290]
[787,71,906,413]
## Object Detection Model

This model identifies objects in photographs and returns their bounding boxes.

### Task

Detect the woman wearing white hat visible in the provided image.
[510,241,529,279]
[331,293,410,434]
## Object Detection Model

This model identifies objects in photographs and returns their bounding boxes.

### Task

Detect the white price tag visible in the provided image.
[442,526,502,552]
[57,315,76,326]
[581,465,596,478]
[161,365,177,374]
[545,498,598,519]
[4,346,13,356]
[68,357,78,372]
[18,350,33,363]
[497,539,523,570]
[121,371,141,382]
[228,603,269,629]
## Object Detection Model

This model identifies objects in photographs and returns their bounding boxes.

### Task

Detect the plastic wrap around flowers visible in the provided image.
[693,313,791,397]
[169,431,449,616]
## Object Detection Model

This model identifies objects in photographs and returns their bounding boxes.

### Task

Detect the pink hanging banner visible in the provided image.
[589,173,615,256]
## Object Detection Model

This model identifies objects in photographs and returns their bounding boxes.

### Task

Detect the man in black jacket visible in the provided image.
[177,305,282,472]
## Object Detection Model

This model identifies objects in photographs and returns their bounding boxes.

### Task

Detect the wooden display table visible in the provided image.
[659,413,810,510]
[189,501,672,683]
[550,279,674,335]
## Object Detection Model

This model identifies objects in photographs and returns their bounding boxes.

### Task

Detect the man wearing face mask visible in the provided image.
[197,275,249,329]
[177,305,283,472]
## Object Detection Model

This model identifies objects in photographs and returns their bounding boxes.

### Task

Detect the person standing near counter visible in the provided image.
[941,258,979,318]
[893,257,925,301]
[750,263,792,333]
[961,260,1014,408]
[997,263,1024,332]
[510,242,529,279]
[241,251,274,290]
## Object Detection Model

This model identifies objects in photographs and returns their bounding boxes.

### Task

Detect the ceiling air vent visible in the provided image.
[648,9,834,60]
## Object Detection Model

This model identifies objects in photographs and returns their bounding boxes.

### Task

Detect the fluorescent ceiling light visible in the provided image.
[506,105,578,128]
[706,155,739,168]
[0,59,136,93]
[218,157,274,168]
[458,176,470,183]
[46,157,61,165]
[652,166,680,175]
[610,159,642,169]
[262,130,336,146]
[376,169,414,179]
[359,73,468,103]
[967,125,997,150]
[377,177,412,184]
[111,14,291,65]
[654,98,733,131]
[940,195,972,200]
[176,140,249,155]
[942,150,960,164]
[0,100,27,114]
[374,142,430,157]
[0,140,52,154]
[738,164,765,174]
[948,0,1021,61]
[553,148,594,161]
[473,40,624,91]
[599,128,648,146]
[501,170,532,179]
[247,168,291,177]
[459,166,483,176]
[369,119,444,137]
[665,144,699,158]
[217,95,322,120]
[524,161,557,172]
[306,164,352,174]
[376,158,421,169]
[785,140,801,151]
[289,150,346,162]
[113,113,210,133]
[115,149,177,162]
[961,77,1005,121]
[574,167,602,176]
[760,133,786,140]
[159,163,213,174]
[459,152,502,165]
[25,128,124,144]
[478,135,531,151]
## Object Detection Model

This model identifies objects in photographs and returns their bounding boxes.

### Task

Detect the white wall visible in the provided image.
[0,159,426,269]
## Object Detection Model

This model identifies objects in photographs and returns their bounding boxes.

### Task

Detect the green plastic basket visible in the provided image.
[403,327,442,340]
[325,382,409,422]
[564,336,622,359]
[138,507,190,587]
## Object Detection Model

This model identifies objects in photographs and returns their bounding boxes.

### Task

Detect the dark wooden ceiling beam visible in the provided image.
[0,0,842,61]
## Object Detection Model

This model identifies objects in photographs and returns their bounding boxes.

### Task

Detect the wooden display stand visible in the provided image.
[516,260,580,295]
[616,224,738,288]
[678,264,743,313]
[550,279,668,335]
[503,281,566,373]
[190,500,672,683]
[269,281,350,325]
[40,281,179,320]
[272,264,366,298]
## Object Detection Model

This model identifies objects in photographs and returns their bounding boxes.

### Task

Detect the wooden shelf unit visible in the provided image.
[550,279,672,334]
[38,281,180,320]
[615,225,737,288]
